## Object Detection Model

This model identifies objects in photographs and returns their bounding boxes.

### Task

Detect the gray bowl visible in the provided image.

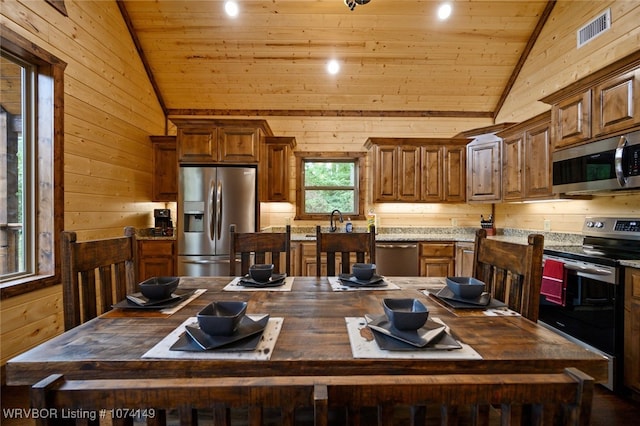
[138,276,179,300]
[352,263,376,280]
[249,264,274,282]
[197,301,248,336]
[383,298,429,331]
[446,277,485,299]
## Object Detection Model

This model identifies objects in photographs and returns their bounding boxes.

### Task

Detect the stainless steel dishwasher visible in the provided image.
[375,242,419,276]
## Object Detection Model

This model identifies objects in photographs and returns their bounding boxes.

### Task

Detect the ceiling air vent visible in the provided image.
[577,8,611,48]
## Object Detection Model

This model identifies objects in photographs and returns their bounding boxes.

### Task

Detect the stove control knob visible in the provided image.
[586,221,594,228]
[595,221,604,228]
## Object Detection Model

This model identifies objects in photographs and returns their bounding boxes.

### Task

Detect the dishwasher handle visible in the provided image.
[376,243,418,249]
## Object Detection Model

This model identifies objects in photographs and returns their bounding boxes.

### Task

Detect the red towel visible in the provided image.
[540,259,566,306]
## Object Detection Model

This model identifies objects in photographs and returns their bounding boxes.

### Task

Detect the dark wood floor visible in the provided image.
[2,383,640,425]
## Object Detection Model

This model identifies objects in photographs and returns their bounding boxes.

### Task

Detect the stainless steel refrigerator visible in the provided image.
[177,165,257,276]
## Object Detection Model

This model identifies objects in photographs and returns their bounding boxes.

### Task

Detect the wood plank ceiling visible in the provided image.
[119,0,555,119]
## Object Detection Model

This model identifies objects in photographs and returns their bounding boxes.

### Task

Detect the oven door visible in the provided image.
[538,256,618,357]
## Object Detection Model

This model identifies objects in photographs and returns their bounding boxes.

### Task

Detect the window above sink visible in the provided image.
[294,151,366,221]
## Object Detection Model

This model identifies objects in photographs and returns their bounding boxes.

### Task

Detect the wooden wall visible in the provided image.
[1,0,166,373]
[496,0,640,124]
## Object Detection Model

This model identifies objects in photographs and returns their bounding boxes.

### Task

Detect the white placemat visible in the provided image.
[142,315,283,360]
[161,289,207,314]
[328,276,401,291]
[345,317,482,360]
[421,290,520,317]
[223,276,295,292]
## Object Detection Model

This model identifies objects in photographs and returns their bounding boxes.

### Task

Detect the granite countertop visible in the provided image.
[271,226,584,248]
[620,259,640,269]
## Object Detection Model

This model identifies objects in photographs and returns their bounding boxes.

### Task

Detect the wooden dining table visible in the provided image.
[5,276,608,386]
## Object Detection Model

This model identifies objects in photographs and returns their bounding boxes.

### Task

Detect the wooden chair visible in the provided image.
[229,224,291,276]
[61,227,137,330]
[472,228,544,322]
[316,368,594,426]
[30,374,324,426]
[315,225,376,277]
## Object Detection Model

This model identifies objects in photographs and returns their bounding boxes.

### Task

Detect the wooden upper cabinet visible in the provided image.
[524,120,553,199]
[218,126,260,162]
[365,138,467,203]
[593,68,640,137]
[502,133,524,200]
[466,136,502,202]
[398,145,421,201]
[177,125,218,162]
[150,136,177,202]
[371,144,398,201]
[552,90,592,149]
[541,52,640,150]
[419,145,443,202]
[173,118,272,164]
[261,136,296,202]
[498,112,552,201]
[443,145,466,202]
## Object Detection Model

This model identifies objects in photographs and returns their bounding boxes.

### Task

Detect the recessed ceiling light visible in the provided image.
[327,59,340,75]
[438,3,452,20]
[225,1,239,18]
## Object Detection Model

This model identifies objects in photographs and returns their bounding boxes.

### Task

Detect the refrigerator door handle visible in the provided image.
[216,180,223,240]
[209,179,215,241]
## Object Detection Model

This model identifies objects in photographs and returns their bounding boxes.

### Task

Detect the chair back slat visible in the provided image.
[315,225,376,276]
[61,227,137,330]
[472,228,544,321]
[229,224,291,276]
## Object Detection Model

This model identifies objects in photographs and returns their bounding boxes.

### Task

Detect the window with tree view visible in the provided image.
[304,160,356,214]
[295,152,365,220]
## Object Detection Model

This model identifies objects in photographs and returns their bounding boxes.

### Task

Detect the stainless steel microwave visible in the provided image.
[552,130,640,194]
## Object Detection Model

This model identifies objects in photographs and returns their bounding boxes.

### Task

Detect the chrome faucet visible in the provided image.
[329,209,343,232]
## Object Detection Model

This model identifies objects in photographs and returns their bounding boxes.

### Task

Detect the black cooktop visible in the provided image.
[544,237,640,266]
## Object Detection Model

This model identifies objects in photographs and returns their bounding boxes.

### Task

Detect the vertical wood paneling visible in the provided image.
[496,0,640,122]
[497,193,640,233]
[1,0,166,373]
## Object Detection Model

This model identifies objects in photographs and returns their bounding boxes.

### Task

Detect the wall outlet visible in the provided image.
[543,220,551,231]
[451,218,458,227]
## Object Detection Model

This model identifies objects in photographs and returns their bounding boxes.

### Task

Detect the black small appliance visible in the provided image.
[154,209,173,236]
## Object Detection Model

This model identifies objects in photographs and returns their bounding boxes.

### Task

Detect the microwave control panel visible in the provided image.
[626,143,640,177]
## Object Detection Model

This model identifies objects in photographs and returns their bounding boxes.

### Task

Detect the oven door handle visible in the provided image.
[562,263,612,276]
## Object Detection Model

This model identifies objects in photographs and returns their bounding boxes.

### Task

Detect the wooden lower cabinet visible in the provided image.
[455,242,475,277]
[137,239,176,281]
[624,267,640,394]
[419,242,454,277]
